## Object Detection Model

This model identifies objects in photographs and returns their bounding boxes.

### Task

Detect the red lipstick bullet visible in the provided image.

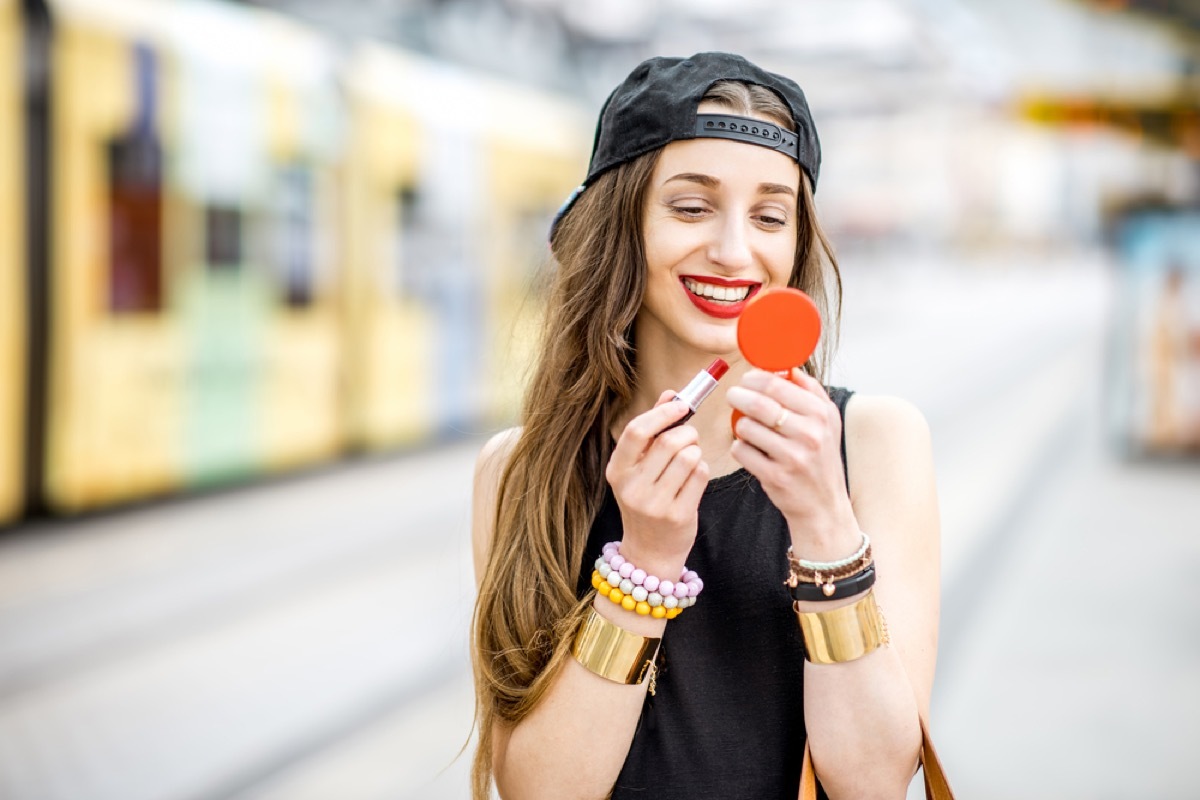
[664,358,729,430]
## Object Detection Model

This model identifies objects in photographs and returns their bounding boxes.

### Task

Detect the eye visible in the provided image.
[755,212,788,229]
[667,202,710,219]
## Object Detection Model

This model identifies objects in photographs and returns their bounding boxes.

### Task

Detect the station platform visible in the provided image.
[0,253,1195,800]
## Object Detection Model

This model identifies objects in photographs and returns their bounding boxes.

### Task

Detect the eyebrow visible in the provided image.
[663,173,796,198]
[759,183,797,197]
[664,172,719,188]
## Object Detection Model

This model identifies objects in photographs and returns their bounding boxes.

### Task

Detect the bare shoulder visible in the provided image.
[843,393,931,455]
[477,426,522,481]
[842,393,936,518]
[472,427,522,586]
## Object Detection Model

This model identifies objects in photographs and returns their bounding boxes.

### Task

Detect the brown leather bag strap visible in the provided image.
[800,739,818,800]
[798,714,955,800]
[917,715,955,800]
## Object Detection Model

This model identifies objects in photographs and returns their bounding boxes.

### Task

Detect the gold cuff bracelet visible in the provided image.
[795,588,889,664]
[572,605,660,686]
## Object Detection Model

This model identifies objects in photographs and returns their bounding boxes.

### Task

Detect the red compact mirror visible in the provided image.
[732,287,822,434]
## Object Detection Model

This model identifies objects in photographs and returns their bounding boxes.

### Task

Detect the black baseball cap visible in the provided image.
[550,52,821,241]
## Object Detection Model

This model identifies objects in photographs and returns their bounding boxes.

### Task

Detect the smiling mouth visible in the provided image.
[681,277,759,303]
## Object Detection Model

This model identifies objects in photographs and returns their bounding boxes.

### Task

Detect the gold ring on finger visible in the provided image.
[773,409,789,431]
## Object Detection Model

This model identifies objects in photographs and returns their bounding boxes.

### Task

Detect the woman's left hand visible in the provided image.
[727,369,859,555]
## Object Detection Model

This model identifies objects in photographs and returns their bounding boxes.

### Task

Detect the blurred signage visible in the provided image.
[1020,95,1200,155]
[1109,206,1200,454]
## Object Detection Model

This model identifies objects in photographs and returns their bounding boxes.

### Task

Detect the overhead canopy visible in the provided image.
[1085,0,1200,31]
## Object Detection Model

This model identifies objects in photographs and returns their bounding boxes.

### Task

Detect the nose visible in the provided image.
[707,216,754,272]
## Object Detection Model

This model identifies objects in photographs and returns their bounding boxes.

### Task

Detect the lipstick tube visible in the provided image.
[664,358,729,430]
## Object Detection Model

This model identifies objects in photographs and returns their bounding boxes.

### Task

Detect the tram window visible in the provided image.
[395,185,444,303]
[395,186,418,299]
[271,166,313,308]
[108,133,163,312]
[205,205,243,270]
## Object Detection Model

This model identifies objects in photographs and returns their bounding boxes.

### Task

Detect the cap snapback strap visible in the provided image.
[695,114,800,161]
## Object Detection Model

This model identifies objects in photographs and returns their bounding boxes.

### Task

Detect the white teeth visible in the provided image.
[683,278,751,302]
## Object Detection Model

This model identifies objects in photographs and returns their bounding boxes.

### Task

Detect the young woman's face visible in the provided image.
[638,113,801,361]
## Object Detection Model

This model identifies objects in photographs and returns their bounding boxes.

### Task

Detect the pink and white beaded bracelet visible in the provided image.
[592,541,704,617]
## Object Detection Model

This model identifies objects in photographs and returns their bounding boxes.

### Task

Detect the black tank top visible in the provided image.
[575,387,853,800]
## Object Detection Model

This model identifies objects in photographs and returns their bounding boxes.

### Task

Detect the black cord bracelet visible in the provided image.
[789,565,877,602]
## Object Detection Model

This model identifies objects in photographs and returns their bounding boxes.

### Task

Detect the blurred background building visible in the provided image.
[0,0,1197,798]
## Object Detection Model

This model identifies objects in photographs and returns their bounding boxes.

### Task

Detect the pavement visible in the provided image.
[0,251,1196,800]
[932,395,1200,800]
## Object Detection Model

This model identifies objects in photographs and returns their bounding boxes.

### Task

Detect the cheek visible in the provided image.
[643,226,690,279]
[768,242,797,283]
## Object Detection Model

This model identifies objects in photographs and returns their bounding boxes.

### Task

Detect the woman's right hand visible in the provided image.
[605,390,709,576]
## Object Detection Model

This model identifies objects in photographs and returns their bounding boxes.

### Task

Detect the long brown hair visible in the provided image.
[470,80,841,798]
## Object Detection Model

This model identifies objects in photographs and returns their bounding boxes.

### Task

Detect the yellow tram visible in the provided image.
[0,0,23,523]
[7,0,587,519]
[341,45,587,450]
[43,0,345,511]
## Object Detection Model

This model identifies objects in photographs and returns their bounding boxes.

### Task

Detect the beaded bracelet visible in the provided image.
[593,541,703,619]
[592,572,687,618]
[790,565,876,602]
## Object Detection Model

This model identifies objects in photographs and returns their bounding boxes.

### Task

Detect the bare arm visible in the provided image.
[471,393,708,799]
[799,394,938,799]
[728,375,938,799]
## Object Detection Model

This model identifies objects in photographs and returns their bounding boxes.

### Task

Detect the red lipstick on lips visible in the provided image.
[681,276,760,320]
[663,358,729,431]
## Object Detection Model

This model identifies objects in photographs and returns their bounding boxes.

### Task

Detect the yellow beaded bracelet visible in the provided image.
[591,570,682,619]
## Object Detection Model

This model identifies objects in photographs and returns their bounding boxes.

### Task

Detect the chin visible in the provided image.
[686,328,739,360]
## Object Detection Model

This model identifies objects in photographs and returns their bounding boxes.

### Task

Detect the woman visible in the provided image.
[471,52,940,799]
